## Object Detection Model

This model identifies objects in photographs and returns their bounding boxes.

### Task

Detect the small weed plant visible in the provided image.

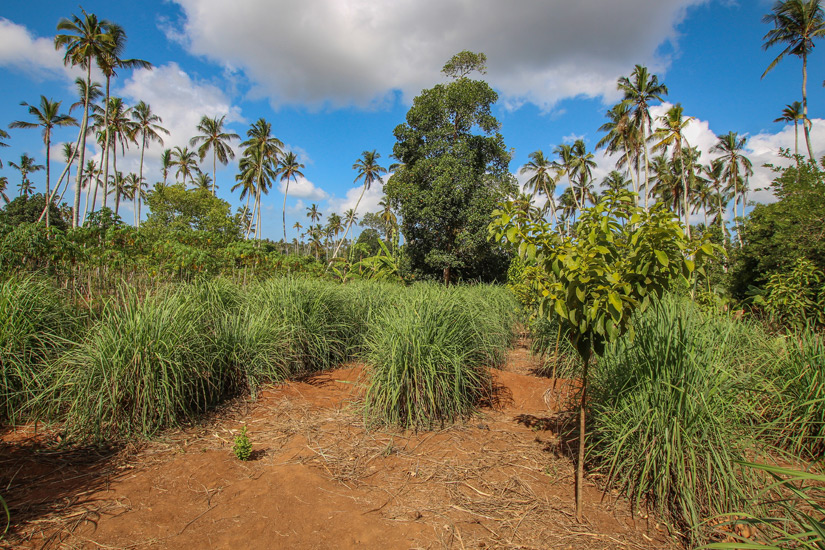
[233,426,252,461]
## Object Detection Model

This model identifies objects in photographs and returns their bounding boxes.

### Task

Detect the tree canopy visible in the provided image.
[385,51,515,284]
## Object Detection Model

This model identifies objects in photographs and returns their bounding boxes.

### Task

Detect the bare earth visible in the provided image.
[1,341,676,549]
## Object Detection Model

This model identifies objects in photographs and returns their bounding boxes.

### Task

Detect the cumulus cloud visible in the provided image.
[277,175,328,200]
[326,183,385,216]
[114,62,244,185]
[0,18,77,80]
[168,0,708,110]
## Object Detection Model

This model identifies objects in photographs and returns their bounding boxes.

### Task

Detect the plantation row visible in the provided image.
[2,274,824,544]
[0,276,516,438]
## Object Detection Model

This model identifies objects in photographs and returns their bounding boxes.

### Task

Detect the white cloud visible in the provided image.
[326,182,384,216]
[169,0,708,110]
[0,18,77,81]
[278,175,328,200]
[114,62,244,185]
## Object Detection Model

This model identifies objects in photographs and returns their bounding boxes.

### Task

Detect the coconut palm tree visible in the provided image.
[9,154,44,197]
[0,177,10,204]
[712,132,753,247]
[193,172,212,192]
[597,101,641,202]
[122,172,145,226]
[652,103,694,237]
[552,143,579,210]
[520,150,558,225]
[54,11,114,227]
[0,129,9,168]
[132,101,168,227]
[703,159,732,241]
[237,146,277,241]
[276,151,305,243]
[762,0,824,161]
[107,171,128,216]
[190,115,240,196]
[617,65,668,210]
[159,148,172,186]
[170,146,200,187]
[239,118,283,242]
[326,212,343,257]
[558,187,577,235]
[9,96,78,228]
[600,171,632,194]
[332,150,386,262]
[569,140,597,207]
[306,203,322,224]
[292,221,303,255]
[81,159,100,224]
[774,101,807,159]
[93,97,135,209]
[96,23,151,191]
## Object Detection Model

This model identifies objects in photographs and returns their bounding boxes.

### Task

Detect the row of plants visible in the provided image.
[0,275,517,441]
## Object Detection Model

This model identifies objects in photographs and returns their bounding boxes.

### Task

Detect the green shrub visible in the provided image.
[0,276,77,424]
[250,278,364,376]
[57,287,219,440]
[364,284,515,429]
[764,330,825,459]
[589,295,767,545]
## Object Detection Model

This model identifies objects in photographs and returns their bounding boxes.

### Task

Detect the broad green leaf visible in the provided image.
[654,249,669,267]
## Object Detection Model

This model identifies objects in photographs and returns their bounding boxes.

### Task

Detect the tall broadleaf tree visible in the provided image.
[332,150,386,263]
[276,151,305,244]
[9,96,77,228]
[617,65,668,210]
[762,0,825,161]
[131,101,168,228]
[190,115,240,196]
[54,11,114,227]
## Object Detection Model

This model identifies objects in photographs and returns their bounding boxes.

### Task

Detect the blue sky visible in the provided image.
[0,0,823,240]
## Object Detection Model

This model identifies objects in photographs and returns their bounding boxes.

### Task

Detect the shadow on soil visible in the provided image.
[0,428,129,548]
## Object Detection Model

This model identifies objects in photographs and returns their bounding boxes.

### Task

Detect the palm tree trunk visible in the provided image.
[329,184,366,267]
[73,62,91,228]
[212,149,217,196]
[802,54,815,161]
[794,120,799,160]
[642,121,651,211]
[623,138,639,206]
[44,130,51,229]
[282,178,290,243]
[113,148,120,216]
[102,76,112,208]
[137,134,146,229]
[678,147,690,239]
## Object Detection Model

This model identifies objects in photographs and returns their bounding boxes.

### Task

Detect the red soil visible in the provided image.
[1,343,676,549]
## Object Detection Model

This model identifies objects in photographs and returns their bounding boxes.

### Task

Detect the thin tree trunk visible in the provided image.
[212,149,217,196]
[678,145,690,239]
[802,54,815,161]
[624,138,639,206]
[643,120,651,211]
[73,62,91,228]
[575,350,590,523]
[44,130,51,229]
[113,148,120,216]
[282,177,290,243]
[137,133,146,228]
[329,185,366,267]
[102,77,111,208]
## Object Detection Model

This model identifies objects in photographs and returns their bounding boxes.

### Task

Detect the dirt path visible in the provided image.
[1,342,674,549]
